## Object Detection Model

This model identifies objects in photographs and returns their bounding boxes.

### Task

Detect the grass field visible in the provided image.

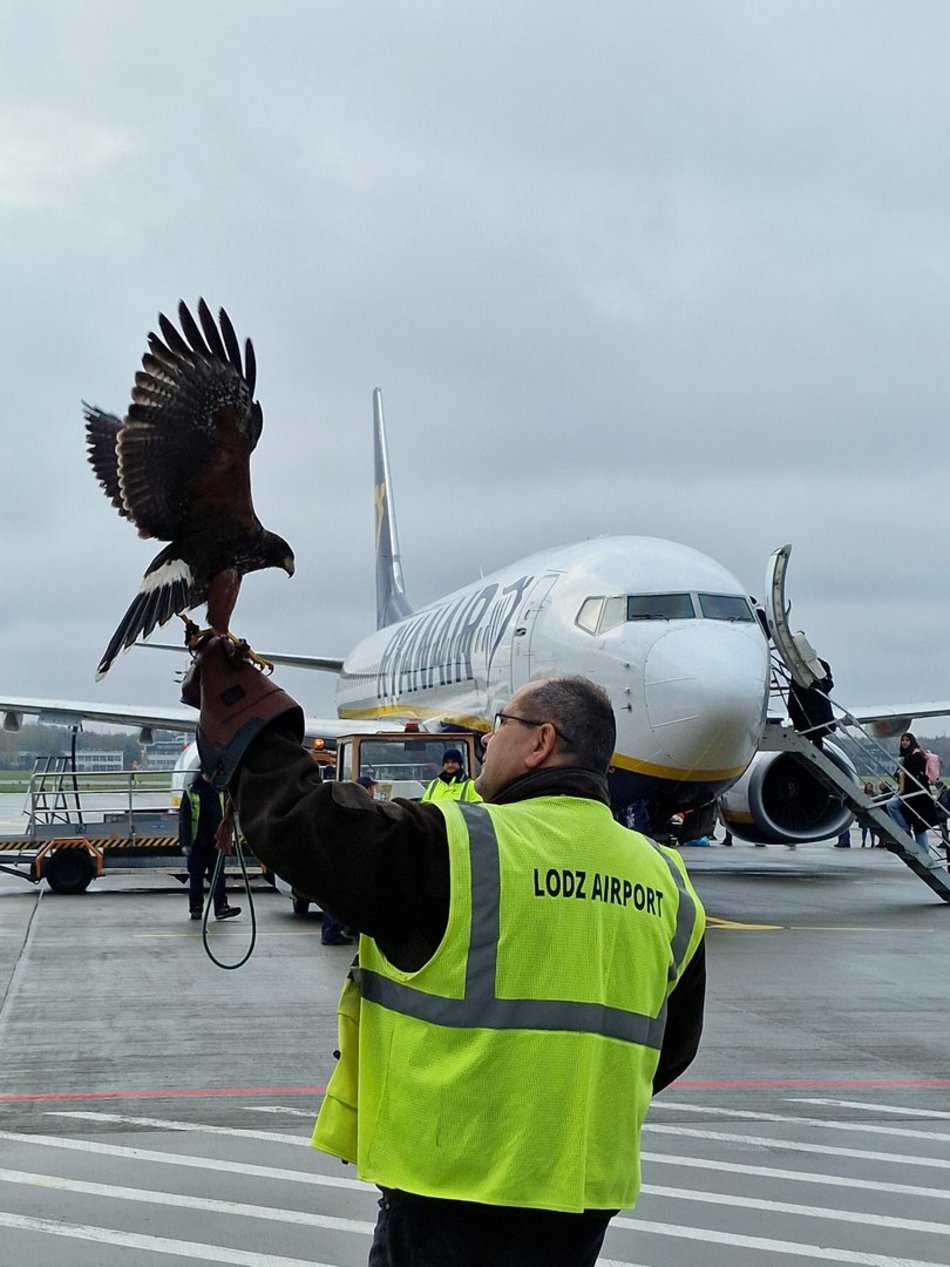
[0,769,172,794]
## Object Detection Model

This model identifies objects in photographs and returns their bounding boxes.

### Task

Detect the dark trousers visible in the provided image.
[368,1191,611,1267]
[188,841,227,915]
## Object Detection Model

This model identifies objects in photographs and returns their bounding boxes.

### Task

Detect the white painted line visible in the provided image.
[20,1129,949,1233]
[133,931,323,940]
[0,1130,371,1192]
[645,1123,950,1171]
[612,1215,948,1266]
[640,1181,949,1235]
[649,1100,950,1144]
[245,1106,315,1118]
[640,1148,950,1200]
[49,1110,308,1146]
[0,1209,341,1266]
[793,1098,950,1121]
[0,1166,375,1235]
[47,1109,950,1183]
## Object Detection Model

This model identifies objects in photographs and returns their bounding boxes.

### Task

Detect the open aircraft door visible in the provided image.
[763,544,826,688]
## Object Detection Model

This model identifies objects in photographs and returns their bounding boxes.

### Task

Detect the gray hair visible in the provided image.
[524,677,616,773]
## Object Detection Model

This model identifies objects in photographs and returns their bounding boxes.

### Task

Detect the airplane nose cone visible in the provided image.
[641,623,769,779]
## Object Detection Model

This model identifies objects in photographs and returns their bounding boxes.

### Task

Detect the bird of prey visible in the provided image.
[85,299,295,679]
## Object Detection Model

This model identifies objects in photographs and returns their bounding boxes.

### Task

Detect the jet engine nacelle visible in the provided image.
[719,741,857,845]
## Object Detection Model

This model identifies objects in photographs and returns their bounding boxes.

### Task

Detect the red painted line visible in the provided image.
[0,1085,326,1104]
[3,1076,950,1104]
[671,1078,950,1089]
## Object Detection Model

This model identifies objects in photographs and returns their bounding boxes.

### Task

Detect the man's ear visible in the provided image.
[524,722,559,770]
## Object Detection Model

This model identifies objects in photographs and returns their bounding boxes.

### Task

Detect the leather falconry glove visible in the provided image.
[180,637,304,789]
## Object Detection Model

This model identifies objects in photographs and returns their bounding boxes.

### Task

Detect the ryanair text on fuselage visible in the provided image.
[376,574,536,701]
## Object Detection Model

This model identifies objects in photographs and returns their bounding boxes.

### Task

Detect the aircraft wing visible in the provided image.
[846,702,950,739]
[768,700,950,739]
[0,695,403,743]
[847,702,950,723]
[137,643,346,673]
[0,695,197,735]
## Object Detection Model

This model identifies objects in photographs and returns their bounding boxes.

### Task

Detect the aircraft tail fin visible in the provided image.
[374,388,412,630]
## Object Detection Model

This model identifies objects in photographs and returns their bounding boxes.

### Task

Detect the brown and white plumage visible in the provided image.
[85,299,295,679]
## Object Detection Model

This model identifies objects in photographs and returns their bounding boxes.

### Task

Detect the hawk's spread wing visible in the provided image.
[117,299,264,541]
[83,405,130,521]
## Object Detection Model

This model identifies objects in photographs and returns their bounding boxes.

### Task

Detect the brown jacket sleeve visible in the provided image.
[234,717,451,969]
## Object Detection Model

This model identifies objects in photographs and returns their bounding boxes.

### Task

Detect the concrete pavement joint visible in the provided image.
[0,887,41,1028]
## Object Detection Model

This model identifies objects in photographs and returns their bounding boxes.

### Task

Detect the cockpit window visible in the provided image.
[580,591,753,632]
[576,596,627,635]
[626,593,695,621]
[698,593,755,622]
[600,596,626,633]
[575,597,604,634]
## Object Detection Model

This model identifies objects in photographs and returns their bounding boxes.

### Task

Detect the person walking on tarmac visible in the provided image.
[420,746,481,802]
[180,645,706,1267]
[178,769,241,921]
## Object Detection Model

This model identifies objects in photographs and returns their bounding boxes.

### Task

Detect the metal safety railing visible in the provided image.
[765,654,950,902]
[21,763,175,841]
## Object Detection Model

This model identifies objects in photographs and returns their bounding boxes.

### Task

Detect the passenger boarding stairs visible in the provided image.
[764,679,950,903]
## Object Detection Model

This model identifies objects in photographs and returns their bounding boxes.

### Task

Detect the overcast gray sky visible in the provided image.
[2,1,948,730]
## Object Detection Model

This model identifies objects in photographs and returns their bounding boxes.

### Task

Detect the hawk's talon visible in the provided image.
[178,618,273,672]
[220,630,273,674]
[180,616,216,656]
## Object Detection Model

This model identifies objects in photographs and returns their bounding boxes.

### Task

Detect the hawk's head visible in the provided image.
[262,531,295,577]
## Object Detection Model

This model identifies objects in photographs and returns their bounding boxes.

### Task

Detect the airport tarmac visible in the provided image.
[0,841,948,1267]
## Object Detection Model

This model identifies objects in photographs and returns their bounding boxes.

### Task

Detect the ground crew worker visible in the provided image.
[420,746,481,802]
[181,644,706,1267]
[178,769,241,921]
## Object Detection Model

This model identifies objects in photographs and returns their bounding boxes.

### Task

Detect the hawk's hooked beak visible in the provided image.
[284,556,296,577]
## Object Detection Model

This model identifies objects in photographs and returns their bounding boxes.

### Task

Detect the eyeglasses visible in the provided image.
[492,711,573,748]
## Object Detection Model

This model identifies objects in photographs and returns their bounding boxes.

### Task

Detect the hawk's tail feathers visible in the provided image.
[96,559,195,680]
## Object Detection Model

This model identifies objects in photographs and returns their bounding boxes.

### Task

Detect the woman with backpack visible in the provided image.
[885,732,940,864]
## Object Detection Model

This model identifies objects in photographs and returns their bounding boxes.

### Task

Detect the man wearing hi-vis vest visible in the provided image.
[420,746,482,803]
[182,645,707,1267]
[178,769,241,922]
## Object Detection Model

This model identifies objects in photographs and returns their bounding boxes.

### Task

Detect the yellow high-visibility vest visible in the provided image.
[184,786,225,846]
[313,796,705,1212]
[421,776,481,803]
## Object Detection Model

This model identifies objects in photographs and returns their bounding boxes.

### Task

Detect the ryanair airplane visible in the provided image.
[335,397,770,818]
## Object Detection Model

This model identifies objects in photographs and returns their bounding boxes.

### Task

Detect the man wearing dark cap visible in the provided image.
[421,747,481,803]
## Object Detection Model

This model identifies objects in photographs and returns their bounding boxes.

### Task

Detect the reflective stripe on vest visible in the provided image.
[645,835,701,985]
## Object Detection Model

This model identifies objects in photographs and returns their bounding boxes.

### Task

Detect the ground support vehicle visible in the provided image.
[0,761,271,895]
[289,729,481,915]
